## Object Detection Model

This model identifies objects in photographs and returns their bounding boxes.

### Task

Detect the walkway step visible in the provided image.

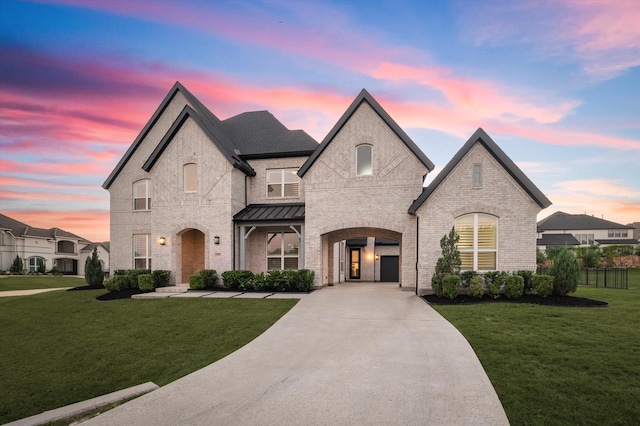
[156,286,189,293]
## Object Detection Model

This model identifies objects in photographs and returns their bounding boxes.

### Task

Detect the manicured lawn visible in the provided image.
[0,289,297,424]
[0,275,86,291]
[431,268,640,425]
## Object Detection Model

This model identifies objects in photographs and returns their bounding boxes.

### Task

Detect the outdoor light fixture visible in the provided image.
[375,255,379,261]
[214,236,220,245]
[159,236,166,245]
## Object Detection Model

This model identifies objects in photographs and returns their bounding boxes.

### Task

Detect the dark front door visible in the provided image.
[380,255,399,282]
[349,248,360,279]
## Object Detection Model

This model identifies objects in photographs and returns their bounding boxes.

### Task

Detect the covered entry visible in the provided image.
[180,229,204,284]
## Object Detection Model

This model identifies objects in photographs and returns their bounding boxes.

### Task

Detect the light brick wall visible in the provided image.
[416,143,543,294]
[245,157,308,205]
[303,102,427,288]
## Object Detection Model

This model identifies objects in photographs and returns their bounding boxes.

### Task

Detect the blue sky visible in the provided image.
[1,0,639,241]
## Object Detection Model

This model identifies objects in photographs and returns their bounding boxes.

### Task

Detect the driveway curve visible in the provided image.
[83,283,509,425]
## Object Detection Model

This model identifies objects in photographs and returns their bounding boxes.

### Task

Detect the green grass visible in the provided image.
[431,268,640,425]
[0,275,86,291]
[0,289,296,423]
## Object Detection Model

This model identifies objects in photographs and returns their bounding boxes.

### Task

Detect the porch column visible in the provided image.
[300,224,305,269]
[239,225,246,270]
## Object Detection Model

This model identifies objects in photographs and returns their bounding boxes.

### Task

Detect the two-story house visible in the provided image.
[103,82,551,294]
[537,212,639,249]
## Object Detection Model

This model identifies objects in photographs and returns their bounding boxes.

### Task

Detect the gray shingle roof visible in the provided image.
[233,203,305,222]
[537,211,633,231]
[81,242,111,253]
[595,239,639,245]
[298,89,434,177]
[0,213,88,241]
[536,234,580,247]
[409,128,552,214]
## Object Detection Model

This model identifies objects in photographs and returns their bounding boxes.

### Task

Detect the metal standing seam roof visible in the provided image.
[233,203,305,222]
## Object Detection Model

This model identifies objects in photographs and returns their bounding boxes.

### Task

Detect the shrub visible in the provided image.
[151,270,171,288]
[460,271,478,288]
[442,274,461,300]
[189,274,205,290]
[516,270,534,293]
[199,269,218,289]
[536,249,547,265]
[549,248,580,296]
[484,272,505,299]
[138,274,154,292]
[10,255,23,274]
[222,270,255,290]
[266,270,288,291]
[49,266,59,276]
[104,274,131,292]
[84,248,104,288]
[533,274,554,297]
[127,269,150,289]
[104,278,118,292]
[432,227,462,297]
[468,275,485,298]
[37,258,46,274]
[576,245,601,268]
[504,275,524,299]
[291,269,315,292]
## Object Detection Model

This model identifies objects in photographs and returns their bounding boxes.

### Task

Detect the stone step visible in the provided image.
[156,285,189,293]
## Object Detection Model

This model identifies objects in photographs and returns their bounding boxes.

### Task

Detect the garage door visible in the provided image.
[379,255,399,282]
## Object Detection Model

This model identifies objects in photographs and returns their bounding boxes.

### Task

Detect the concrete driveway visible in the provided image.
[82,283,509,425]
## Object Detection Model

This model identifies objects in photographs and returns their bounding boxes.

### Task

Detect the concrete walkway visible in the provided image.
[82,283,509,425]
[0,288,72,297]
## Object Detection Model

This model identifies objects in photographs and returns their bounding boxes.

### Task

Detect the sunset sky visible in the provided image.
[1,0,639,242]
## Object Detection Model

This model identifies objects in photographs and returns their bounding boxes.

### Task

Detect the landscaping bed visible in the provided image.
[423,293,608,307]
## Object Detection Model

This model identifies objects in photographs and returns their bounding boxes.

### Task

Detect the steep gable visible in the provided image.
[298,89,434,177]
[409,128,551,214]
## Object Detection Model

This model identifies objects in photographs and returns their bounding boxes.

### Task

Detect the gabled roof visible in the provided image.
[408,128,552,214]
[596,239,639,245]
[537,211,634,231]
[104,82,317,189]
[233,203,305,222]
[298,89,435,177]
[81,242,110,253]
[536,234,580,247]
[0,213,89,241]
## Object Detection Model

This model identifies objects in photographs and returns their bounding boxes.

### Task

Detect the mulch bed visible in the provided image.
[422,294,608,307]
[67,286,147,301]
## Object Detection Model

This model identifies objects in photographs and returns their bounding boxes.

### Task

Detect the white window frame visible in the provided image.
[455,213,498,271]
[356,144,373,176]
[133,179,151,211]
[133,234,151,270]
[29,257,44,273]
[184,163,197,193]
[266,168,299,199]
[266,232,299,270]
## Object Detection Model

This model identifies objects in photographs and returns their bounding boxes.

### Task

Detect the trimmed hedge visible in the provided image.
[189,274,205,290]
[442,274,461,300]
[533,274,554,297]
[138,274,154,292]
[152,270,171,288]
[468,275,485,298]
[221,269,315,292]
[504,275,524,299]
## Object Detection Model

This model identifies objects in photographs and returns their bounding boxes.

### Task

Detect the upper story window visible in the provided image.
[184,163,197,193]
[267,168,299,199]
[473,164,483,188]
[609,229,628,238]
[57,240,75,254]
[356,144,372,176]
[133,179,151,211]
[455,213,497,271]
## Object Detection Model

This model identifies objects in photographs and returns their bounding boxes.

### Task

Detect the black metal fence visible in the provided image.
[536,267,628,289]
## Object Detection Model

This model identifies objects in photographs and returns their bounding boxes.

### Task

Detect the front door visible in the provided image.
[349,248,360,279]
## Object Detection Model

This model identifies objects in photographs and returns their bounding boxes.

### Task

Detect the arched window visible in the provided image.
[57,240,75,254]
[356,144,372,176]
[133,179,151,210]
[455,213,497,271]
[184,163,197,192]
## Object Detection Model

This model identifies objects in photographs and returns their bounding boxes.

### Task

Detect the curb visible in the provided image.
[4,382,158,426]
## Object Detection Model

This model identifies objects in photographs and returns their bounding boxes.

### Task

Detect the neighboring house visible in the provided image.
[103,82,551,294]
[79,242,111,274]
[0,212,100,274]
[537,211,638,250]
[627,222,640,242]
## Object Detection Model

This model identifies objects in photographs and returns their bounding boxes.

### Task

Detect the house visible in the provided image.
[537,212,639,250]
[103,82,551,294]
[0,212,99,274]
[79,242,111,274]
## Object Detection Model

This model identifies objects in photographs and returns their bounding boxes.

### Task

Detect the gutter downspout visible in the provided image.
[415,216,419,295]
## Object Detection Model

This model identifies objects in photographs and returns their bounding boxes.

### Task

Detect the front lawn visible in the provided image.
[431,268,640,425]
[0,289,297,424]
[0,275,85,291]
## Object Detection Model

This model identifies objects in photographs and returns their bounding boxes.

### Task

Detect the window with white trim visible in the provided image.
[267,169,299,199]
[28,257,44,273]
[133,234,151,269]
[356,144,372,176]
[133,179,151,211]
[473,164,483,188]
[455,213,497,271]
[184,163,197,192]
[267,232,299,270]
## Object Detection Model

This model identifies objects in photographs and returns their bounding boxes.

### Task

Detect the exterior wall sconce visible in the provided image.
[214,236,220,245]
[375,255,379,261]
[158,236,166,245]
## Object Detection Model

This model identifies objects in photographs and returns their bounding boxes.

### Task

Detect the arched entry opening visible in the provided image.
[180,229,205,284]
[321,227,402,286]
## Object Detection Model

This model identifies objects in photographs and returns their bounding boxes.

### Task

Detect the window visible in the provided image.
[133,234,151,269]
[608,230,614,237]
[57,240,75,254]
[615,230,621,238]
[29,257,44,273]
[133,179,151,210]
[267,169,299,199]
[455,213,497,271]
[356,144,372,176]
[184,163,197,192]
[267,232,299,270]
[622,230,628,238]
[473,164,483,188]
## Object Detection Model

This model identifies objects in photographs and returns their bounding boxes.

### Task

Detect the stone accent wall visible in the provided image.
[416,143,542,294]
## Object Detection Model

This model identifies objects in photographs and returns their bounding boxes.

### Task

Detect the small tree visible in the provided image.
[84,247,104,288]
[549,248,580,296]
[431,227,461,297]
[10,255,23,274]
[37,258,46,274]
